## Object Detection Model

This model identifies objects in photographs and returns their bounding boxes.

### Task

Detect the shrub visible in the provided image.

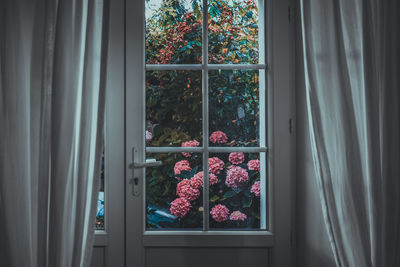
[145,0,261,229]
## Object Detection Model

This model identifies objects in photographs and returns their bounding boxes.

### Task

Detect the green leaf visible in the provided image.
[210,195,220,202]
[243,189,252,198]
[223,190,237,198]
[233,187,243,194]
[242,197,252,208]
[189,165,199,177]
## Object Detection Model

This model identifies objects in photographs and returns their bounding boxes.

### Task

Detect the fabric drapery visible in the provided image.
[0,0,109,266]
[300,0,400,267]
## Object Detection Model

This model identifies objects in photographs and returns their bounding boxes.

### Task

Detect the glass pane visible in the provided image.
[146,153,203,230]
[208,0,261,64]
[146,0,202,64]
[96,151,105,230]
[146,70,202,147]
[209,70,263,147]
[208,152,265,230]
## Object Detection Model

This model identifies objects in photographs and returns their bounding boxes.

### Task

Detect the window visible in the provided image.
[95,150,105,230]
[144,0,267,231]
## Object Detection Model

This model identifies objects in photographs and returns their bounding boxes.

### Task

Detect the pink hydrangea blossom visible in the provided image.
[176,179,200,201]
[225,165,249,188]
[181,140,200,157]
[190,171,218,189]
[189,174,203,189]
[208,157,225,174]
[209,131,228,144]
[228,152,245,165]
[251,181,261,197]
[210,204,230,222]
[145,130,152,142]
[230,211,247,221]
[247,159,260,171]
[170,197,192,218]
[174,160,192,177]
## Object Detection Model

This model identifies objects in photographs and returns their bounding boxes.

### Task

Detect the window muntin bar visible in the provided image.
[146,147,268,153]
[146,64,267,71]
[202,0,210,231]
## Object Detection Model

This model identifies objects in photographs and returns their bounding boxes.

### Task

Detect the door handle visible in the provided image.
[129,147,162,196]
[128,159,162,169]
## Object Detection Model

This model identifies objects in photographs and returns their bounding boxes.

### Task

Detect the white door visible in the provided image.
[124,0,295,266]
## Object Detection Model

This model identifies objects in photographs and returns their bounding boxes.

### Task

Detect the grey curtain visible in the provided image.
[0,0,109,266]
[300,0,400,267]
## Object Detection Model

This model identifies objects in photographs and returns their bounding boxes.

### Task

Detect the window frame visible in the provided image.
[124,0,296,266]
[145,0,268,232]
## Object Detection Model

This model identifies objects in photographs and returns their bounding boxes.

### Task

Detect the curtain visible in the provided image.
[0,0,109,266]
[300,0,400,267]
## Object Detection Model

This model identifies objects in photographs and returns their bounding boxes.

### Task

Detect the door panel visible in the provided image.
[146,248,270,267]
[91,247,106,267]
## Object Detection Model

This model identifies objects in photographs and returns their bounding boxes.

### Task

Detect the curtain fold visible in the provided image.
[0,0,109,266]
[300,0,400,266]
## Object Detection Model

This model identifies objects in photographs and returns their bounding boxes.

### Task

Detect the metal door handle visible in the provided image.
[130,147,162,196]
[129,159,162,169]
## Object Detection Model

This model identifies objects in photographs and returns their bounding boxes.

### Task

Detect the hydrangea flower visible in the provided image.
[145,130,152,142]
[176,179,200,201]
[251,181,260,197]
[174,160,192,177]
[209,131,228,144]
[247,159,260,171]
[208,157,225,174]
[210,204,230,222]
[170,197,192,218]
[190,171,218,189]
[181,140,200,157]
[228,152,245,165]
[229,211,247,221]
[225,165,249,188]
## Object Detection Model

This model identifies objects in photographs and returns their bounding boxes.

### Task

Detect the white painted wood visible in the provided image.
[125,1,146,267]
[92,0,125,266]
[121,0,295,266]
[201,0,210,231]
[145,64,266,70]
[146,146,268,153]
[267,0,296,266]
[91,247,106,267]
[146,248,270,267]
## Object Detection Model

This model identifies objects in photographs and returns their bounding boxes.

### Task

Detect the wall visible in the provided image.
[294,4,336,267]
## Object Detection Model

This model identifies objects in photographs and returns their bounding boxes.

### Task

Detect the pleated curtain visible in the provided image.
[300,0,400,266]
[0,0,109,266]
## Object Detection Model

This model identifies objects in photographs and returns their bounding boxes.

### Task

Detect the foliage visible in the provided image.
[145,0,262,229]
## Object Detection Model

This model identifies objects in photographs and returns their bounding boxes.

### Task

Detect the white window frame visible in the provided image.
[92,0,125,266]
[92,0,298,266]
[144,0,268,231]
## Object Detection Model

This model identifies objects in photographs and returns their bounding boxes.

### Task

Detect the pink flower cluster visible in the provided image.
[228,152,245,165]
[251,181,260,197]
[190,171,218,189]
[170,197,192,218]
[171,161,208,218]
[176,179,200,201]
[145,130,152,142]
[247,159,260,171]
[209,131,228,144]
[209,157,225,174]
[230,211,247,221]
[210,204,230,222]
[181,140,200,157]
[225,166,249,188]
[174,160,192,177]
